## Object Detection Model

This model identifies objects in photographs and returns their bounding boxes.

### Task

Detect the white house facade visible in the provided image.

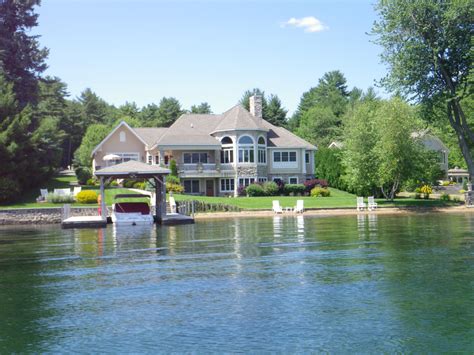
[92,95,317,196]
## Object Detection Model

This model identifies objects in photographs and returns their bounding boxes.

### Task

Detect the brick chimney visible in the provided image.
[249,95,263,119]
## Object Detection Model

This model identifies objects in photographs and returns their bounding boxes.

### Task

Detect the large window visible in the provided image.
[220,178,235,192]
[238,177,255,187]
[289,177,298,184]
[183,180,200,194]
[305,152,310,164]
[258,136,266,164]
[238,135,254,163]
[108,152,139,165]
[183,152,208,164]
[273,151,297,168]
[220,136,234,164]
[258,177,267,183]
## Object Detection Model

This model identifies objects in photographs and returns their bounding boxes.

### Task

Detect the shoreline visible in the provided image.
[0,205,472,226]
[193,205,474,220]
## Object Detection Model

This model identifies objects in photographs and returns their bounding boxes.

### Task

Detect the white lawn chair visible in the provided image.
[54,188,72,196]
[73,186,82,196]
[272,200,283,214]
[356,197,366,211]
[169,196,177,214]
[40,189,48,199]
[368,196,378,211]
[294,200,304,213]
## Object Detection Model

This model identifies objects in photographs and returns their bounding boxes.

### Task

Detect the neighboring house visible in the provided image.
[92,95,317,196]
[327,131,450,175]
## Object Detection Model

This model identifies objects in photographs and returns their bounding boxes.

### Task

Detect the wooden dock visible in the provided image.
[62,216,107,229]
[159,213,195,225]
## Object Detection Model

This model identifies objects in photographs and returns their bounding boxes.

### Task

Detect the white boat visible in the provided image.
[111,194,154,225]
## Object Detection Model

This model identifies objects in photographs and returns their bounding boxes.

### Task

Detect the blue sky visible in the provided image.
[36,0,388,115]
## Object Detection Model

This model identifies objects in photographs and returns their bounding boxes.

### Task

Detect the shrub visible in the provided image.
[414,193,421,199]
[459,189,466,194]
[403,179,420,192]
[237,185,246,196]
[245,183,265,197]
[109,180,118,187]
[420,185,432,195]
[262,181,279,196]
[47,193,76,204]
[76,190,98,204]
[284,184,305,196]
[304,179,329,192]
[414,187,422,193]
[462,179,468,191]
[311,187,331,197]
[166,182,184,194]
[123,179,137,188]
[86,178,97,186]
[441,181,450,187]
[0,177,20,204]
[272,179,285,195]
[169,159,178,176]
[133,182,146,190]
[75,166,92,185]
[440,193,450,201]
[166,175,180,185]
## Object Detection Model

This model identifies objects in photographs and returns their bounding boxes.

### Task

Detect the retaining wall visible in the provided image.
[0,207,112,225]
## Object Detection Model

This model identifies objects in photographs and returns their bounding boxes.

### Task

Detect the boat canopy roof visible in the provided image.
[114,194,151,200]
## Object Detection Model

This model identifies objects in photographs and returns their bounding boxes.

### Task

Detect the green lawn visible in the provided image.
[0,175,460,210]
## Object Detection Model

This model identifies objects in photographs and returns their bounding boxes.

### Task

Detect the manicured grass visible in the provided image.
[173,188,459,210]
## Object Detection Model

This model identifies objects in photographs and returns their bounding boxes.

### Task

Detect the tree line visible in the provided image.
[0,0,471,203]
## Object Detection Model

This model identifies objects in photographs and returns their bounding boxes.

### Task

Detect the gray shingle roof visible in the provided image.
[262,120,317,150]
[134,127,168,146]
[212,105,267,132]
[95,160,170,176]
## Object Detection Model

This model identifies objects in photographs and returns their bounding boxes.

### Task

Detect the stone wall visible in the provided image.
[0,207,111,225]
[237,165,257,176]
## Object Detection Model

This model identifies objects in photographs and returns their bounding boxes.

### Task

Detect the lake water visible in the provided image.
[0,213,473,353]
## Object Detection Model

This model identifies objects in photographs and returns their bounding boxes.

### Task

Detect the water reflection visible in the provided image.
[0,213,473,353]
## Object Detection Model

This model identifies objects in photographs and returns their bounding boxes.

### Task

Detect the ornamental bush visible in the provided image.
[245,183,265,197]
[86,178,97,186]
[0,177,20,204]
[166,182,184,194]
[75,166,92,185]
[262,181,279,196]
[166,175,180,185]
[47,193,77,204]
[420,185,432,195]
[284,184,305,196]
[76,190,98,204]
[133,182,146,190]
[304,179,329,192]
[311,187,331,197]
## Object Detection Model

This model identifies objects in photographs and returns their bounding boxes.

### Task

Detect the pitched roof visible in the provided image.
[134,127,168,146]
[212,105,268,133]
[95,160,170,176]
[154,114,222,147]
[261,120,317,150]
[91,121,148,156]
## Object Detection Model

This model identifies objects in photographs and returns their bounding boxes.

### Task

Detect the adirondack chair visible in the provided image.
[272,200,283,214]
[356,197,366,211]
[169,196,177,214]
[368,196,378,211]
[73,186,82,196]
[294,200,304,213]
[40,189,48,198]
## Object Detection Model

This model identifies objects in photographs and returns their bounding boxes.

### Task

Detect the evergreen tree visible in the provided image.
[156,97,184,127]
[0,0,49,107]
[265,95,288,126]
[78,88,110,126]
[190,102,212,114]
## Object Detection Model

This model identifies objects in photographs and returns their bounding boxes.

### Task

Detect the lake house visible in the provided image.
[91,95,317,196]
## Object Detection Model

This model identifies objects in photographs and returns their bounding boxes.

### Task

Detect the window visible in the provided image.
[220,178,235,192]
[289,177,298,184]
[119,131,126,142]
[183,152,208,164]
[238,136,255,163]
[108,152,139,165]
[258,177,267,183]
[221,136,233,144]
[147,155,152,164]
[273,151,297,166]
[305,152,310,164]
[258,136,266,164]
[272,177,282,182]
[238,177,255,187]
[155,155,159,165]
[221,149,234,163]
[183,180,200,194]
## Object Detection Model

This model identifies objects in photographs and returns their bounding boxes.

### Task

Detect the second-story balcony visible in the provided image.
[178,163,235,178]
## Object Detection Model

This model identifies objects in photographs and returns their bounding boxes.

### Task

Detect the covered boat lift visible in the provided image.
[94,160,193,224]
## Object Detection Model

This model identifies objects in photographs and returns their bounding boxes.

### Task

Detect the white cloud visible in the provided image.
[283,16,328,33]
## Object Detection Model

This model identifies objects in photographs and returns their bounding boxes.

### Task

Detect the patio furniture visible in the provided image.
[272,200,283,214]
[294,200,304,214]
[73,186,82,196]
[356,197,366,211]
[40,189,48,198]
[368,196,377,211]
[54,188,72,196]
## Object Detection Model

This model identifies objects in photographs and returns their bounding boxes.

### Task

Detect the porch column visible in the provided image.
[99,177,106,219]
[159,150,165,166]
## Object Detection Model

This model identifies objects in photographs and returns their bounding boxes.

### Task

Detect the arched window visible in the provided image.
[220,136,234,163]
[257,136,266,164]
[119,131,126,142]
[238,135,254,163]
[221,136,233,145]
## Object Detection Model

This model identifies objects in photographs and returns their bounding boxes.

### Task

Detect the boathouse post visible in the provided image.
[99,176,106,219]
